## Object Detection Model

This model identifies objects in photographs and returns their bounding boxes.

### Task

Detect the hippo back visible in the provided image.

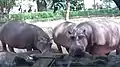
[0,21,52,51]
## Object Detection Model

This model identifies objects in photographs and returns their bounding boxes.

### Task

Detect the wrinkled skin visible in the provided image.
[53,21,76,53]
[0,20,52,53]
[68,21,120,57]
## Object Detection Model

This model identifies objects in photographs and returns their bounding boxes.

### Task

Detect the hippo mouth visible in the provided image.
[69,48,86,57]
[74,49,86,57]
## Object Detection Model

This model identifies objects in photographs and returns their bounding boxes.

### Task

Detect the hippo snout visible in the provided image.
[69,48,86,57]
[74,48,86,57]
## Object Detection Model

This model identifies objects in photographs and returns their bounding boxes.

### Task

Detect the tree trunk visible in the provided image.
[93,0,96,9]
[113,0,120,10]
[36,0,40,11]
[0,6,4,18]
[36,0,47,12]
[0,6,4,14]
[43,0,47,9]
[65,0,70,21]
[109,0,110,8]
[50,0,56,9]
[7,6,11,14]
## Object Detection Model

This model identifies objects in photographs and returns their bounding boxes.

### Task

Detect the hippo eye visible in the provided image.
[68,31,72,34]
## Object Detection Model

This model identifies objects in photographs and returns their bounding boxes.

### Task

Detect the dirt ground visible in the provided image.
[0,16,120,53]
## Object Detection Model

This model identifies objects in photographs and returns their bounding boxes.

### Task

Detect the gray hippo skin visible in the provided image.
[52,21,76,53]
[0,20,52,53]
[68,21,120,57]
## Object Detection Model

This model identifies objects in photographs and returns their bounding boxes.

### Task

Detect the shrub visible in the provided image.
[8,8,120,21]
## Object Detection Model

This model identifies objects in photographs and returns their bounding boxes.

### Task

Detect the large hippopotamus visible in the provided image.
[52,21,76,53]
[68,21,120,57]
[0,20,52,53]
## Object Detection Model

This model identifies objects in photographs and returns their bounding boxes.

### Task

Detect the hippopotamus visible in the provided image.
[68,21,120,57]
[52,21,76,53]
[0,20,52,53]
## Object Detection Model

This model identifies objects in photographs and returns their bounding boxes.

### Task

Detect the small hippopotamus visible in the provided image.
[68,21,120,57]
[0,20,52,53]
[52,21,76,53]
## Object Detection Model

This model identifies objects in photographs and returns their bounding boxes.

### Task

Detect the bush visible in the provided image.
[8,9,120,21]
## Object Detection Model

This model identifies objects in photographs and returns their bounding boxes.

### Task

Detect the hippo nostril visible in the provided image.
[70,36,75,40]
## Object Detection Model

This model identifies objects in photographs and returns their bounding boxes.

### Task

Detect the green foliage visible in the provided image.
[8,9,120,21]
[70,0,84,11]
[70,9,120,17]
[53,0,84,13]
[9,11,63,20]
[0,0,15,8]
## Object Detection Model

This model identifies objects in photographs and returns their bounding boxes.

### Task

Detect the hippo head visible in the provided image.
[35,35,52,53]
[68,28,88,57]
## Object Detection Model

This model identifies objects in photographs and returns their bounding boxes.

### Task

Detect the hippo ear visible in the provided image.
[83,29,86,33]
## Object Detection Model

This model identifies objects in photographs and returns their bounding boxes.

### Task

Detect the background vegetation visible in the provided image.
[8,8,120,21]
[0,0,120,22]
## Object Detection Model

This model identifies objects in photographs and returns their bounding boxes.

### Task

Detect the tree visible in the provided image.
[93,0,96,9]
[70,0,84,11]
[33,0,47,11]
[0,0,15,21]
[65,0,70,21]
[51,0,70,21]
[51,0,66,13]
[0,0,15,14]
[103,0,113,8]
[113,0,120,10]
[52,0,84,21]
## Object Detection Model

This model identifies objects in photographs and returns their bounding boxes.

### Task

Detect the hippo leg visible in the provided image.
[91,45,111,56]
[8,45,15,52]
[1,41,7,52]
[116,48,120,55]
[26,45,32,51]
[86,45,93,54]
[57,44,62,53]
